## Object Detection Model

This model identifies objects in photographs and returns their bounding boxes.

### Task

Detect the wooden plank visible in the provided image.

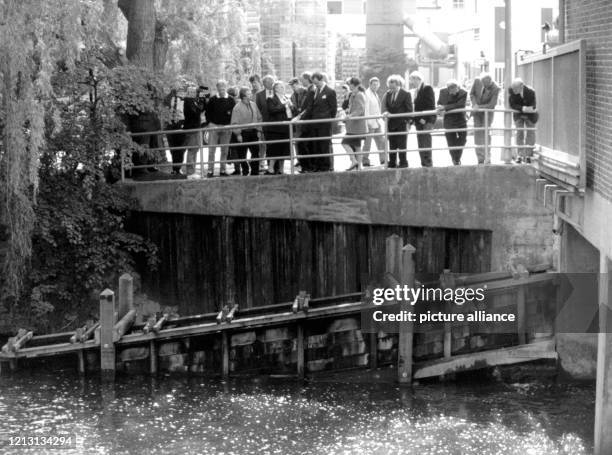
[398,244,416,384]
[77,350,85,375]
[149,340,157,374]
[413,339,557,380]
[296,324,304,379]
[221,331,229,378]
[0,340,98,359]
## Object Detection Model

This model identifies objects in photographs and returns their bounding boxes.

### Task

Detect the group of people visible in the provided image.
[160,70,538,179]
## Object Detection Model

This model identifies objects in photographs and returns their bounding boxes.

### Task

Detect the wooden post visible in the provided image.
[118,273,134,321]
[440,269,455,359]
[594,257,612,455]
[297,323,304,379]
[99,288,116,377]
[398,244,416,384]
[77,350,85,375]
[516,284,527,344]
[114,309,136,341]
[385,234,403,279]
[221,331,229,378]
[149,340,157,375]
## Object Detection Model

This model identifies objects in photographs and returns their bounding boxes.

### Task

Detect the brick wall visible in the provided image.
[566,0,612,200]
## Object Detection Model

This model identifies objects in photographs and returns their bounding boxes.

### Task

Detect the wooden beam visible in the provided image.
[149,340,157,375]
[77,350,85,375]
[114,309,136,341]
[221,331,229,378]
[99,288,116,376]
[296,323,304,379]
[118,273,134,320]
[398,244,416,384]
[413,339,557,380]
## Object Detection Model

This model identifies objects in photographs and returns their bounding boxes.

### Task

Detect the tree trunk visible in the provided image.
[120,0,156,68]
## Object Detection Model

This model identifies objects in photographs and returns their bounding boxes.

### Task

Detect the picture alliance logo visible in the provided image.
[371,285,487,306]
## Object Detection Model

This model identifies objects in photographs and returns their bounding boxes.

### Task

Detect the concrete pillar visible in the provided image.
[398,244,416,384]
[594,256,612,454]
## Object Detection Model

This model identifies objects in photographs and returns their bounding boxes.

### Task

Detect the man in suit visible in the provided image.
[409,71,436,167]
[437,79,468,165]
[254,74,275,172]
[509,77,539,163]
[298,71,337,172]
[381,74,413,168]
[470,72,500,164]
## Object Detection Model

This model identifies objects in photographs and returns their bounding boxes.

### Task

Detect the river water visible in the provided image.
[0,370,594,455]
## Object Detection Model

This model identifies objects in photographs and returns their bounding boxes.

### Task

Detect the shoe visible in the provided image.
[525,157,532,164]
[363,159,371,167]
[516,157,523,164]
[398,163,408,168]
[231,170,241,176]
[387,163,397,169]
[207,172,214,178]
[452,161,461,166]
[219,171,229,177]
[264,170,275,175]
[187,174,201,180]
[346,163,359,171]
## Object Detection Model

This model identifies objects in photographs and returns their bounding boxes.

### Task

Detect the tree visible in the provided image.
[0,0,107,302]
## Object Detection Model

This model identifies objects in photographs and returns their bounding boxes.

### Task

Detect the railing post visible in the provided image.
[517,284,527,344]
[296,323,304,378]
[289,123,295,175]
[484,110,490,165]
[120,149,125,182]
[221,331,229,378]
[99,289,116,378]
[398,244,416,384]
[149,340,157,375]
[198,129,204,178]
[383,114,390,163]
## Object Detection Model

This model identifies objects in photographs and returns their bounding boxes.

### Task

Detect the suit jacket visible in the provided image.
[381,88,413,132]
[255,89,271,122]
[413,83,436,124]
[437,88,467,129]
[301,84,337,121]
[290,86,307,117]
[509,85,539,123]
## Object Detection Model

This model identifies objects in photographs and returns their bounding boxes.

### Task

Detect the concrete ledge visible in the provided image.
[124,165,554,270]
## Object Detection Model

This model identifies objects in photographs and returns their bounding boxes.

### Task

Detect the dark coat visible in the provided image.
[437,88,467,129]
[413,83,437,124]
[381,88,413,132]
[266,95,291,136]
[509,85,539,123]
[255,89,270,122]
[301,84,337,121]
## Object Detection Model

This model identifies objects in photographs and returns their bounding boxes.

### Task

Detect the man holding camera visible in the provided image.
[509,77,538,164]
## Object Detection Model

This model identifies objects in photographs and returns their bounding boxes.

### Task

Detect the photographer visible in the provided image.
[183,85,208,178]
[164,86,186,175]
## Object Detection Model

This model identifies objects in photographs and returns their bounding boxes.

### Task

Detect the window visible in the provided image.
[327,1,342,14]
[453,0,464,9]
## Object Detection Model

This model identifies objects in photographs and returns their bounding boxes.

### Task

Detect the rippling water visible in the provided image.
[0,370,594,455]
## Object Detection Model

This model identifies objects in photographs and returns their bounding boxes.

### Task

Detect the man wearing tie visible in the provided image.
[363,77,386,166]
[255,74,275,173]
[381,74,413,168]
[298,72,337,172]
[409,71,436,167]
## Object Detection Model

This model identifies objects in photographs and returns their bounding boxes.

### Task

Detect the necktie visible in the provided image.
[392,91,397,104]
[315,87,320,99]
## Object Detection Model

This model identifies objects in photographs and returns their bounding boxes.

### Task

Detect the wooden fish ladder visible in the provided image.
[0,237,558,382]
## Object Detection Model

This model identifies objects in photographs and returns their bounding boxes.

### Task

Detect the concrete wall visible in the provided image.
[125,166,554,271]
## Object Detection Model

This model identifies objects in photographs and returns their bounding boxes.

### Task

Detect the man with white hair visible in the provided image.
[255,74,276,173]
[470,72,500,164]
[381,74,413,168]
[409,71,436,167]
[437,79,468,165]
[363,77,386,166]
[508,77,539,163]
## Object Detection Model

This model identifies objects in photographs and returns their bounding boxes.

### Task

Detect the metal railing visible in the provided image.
[122,107,536,181]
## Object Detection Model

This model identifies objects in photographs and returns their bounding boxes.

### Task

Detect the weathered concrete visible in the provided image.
[125,166,554,271]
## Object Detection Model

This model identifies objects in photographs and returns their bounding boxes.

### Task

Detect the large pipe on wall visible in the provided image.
[403,15,449,60]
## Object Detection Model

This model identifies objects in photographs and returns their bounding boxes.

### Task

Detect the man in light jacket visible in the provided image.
[363,77,386,166]
[470,72,500,164]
